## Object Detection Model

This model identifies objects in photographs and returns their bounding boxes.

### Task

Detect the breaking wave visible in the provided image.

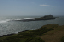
[13,19,22,20]
[0,19,11,23]
[0,18,32,23]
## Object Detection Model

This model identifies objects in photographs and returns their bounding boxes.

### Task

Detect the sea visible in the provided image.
[0,15,64,36]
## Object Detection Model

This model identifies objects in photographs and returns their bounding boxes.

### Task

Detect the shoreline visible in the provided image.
[0,24,64,42]
[0,24,55,37]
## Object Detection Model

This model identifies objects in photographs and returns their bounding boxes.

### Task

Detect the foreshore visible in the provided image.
[0,24,64,42]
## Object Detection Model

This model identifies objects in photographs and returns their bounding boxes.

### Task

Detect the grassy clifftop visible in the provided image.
[0,24,64,42]
[40,24,64,42]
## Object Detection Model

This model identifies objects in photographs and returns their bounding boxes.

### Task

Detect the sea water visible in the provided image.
[0,16,64,36]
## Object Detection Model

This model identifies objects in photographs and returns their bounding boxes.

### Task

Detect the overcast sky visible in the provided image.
[0,0,64,16]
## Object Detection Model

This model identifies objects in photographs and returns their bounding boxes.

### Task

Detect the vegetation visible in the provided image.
[0,24,54,42]
[61,36,64,42]
[0,24,64,42]
[40,24,64,42]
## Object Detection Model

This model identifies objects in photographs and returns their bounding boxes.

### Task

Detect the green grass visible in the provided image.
[0,36,45,42]
[0,24,55,42]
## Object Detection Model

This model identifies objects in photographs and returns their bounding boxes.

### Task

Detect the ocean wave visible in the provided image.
[13,19,22,20]
[0,18,33,23]
[0,19,11,23]
[0,19,23,23]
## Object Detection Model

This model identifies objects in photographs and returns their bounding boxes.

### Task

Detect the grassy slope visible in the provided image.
[0,24,64,42]
[40,24,64,42]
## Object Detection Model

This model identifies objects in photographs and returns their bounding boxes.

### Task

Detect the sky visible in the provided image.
[0,0,64,16]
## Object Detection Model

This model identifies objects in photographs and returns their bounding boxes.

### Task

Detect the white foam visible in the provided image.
[0,19,11,23]
[14,19,22,20]
[24,18,34,19]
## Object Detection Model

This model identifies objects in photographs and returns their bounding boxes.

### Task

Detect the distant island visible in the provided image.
[23,15,56,21]
[12,15,58,22]
[0,24,64,42]
[35,15,56,20]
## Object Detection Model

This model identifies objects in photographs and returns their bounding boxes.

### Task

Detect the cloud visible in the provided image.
[40,5,50,6]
